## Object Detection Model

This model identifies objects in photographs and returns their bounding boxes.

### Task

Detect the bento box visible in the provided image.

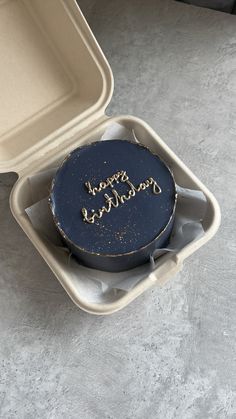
[0,0,220,314]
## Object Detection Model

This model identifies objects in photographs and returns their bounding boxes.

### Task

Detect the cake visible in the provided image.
[49,139,177,272]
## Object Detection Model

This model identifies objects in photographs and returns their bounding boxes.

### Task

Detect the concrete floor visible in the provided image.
[1,1,236,418]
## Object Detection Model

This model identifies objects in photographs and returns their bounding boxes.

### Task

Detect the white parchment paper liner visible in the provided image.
[25,123,207,301]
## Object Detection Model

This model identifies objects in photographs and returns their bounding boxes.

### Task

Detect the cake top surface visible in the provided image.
[50,139,176,255]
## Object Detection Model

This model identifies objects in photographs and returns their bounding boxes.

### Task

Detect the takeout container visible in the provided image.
[0,0,220,314]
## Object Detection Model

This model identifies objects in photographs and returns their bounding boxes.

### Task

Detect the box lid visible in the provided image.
[0,0,113,174]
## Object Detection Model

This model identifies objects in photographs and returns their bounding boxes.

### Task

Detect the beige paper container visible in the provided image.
[0,0,220,314]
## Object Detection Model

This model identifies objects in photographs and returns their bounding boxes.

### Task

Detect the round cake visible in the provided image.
[49,140,176,272]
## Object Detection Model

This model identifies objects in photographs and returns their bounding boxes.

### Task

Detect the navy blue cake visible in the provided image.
[49,140,176,272]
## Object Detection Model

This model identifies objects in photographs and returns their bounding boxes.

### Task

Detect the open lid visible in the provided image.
[0,0,113,173]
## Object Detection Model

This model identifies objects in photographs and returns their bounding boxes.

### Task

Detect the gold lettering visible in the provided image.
[81,170,162,224]
[121,171,129,182]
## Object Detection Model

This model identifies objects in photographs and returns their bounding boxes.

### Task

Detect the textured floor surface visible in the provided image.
[1,1,236,418]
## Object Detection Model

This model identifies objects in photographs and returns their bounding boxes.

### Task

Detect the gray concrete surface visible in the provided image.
[1,1,236,418]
